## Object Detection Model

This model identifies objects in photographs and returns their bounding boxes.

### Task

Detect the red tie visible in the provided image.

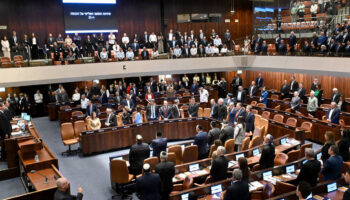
[235,109,240,118]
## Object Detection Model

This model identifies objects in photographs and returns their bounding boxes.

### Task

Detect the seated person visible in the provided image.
[116,48,125,61]
[126,47,135,61]
[87,112,101,130]
[173,45,182,59]
[220,44,228,56]
[121,106,132,125]
[145,89,155,101]
[100,48,108,62]
[66,51,76,64]
[190,44,198,57]
[224,169,249,200]
[211,45,219,56]
[343,168,350,199]
[205,44,213,56]
[152,47,159,59]
[321,145,343,181]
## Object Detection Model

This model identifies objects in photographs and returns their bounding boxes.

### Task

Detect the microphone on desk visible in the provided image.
[30,170,49,184]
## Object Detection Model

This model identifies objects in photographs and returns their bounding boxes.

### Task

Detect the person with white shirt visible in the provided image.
[211,45,219,56]
[116,48,125,61]
[213,35,223,50]
[108,32,116,45]
[112,41,120,56]
[206,44,213,56]
[310,3,318,21]
[199,87,209,103]
[1,36,11,60]
[190,44,198,57]
[220,44,228,56]
[100,48,108,62]
[173,45,182,58]
[122,33,130,44]
[34,90,44,116]
[152,47,159,59]
[149,32,157,48]
[80,94,89,114]
[126,47,135,61]
[72,88,81,105]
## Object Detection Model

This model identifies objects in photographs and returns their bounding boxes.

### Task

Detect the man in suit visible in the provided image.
[289,76,299,93]
[217,98,227,122]
[86,100,98,116]
[296,182,312,200]
[171,99,181,119]
[321,145,343,181]
[1,102,14,121]
[232,103,246,123]
[289,31,297,54]
[326,102,341,124]
[150,131,168,159]
[228,103,236,125]
[220,122,234,145]
[188,98,199,118]
[131,39,140,56]
[169,36,177,49]
[146,100,159,121]
[208,121,221,146]
[280,80,290,99]
[210,146,229,182]
[256,73,264,88]
[0,103,12,160]
[129,135,150,176]
[290,91,301,113]
[278,39,287,55]
[259,134,275,169]
[296,148,321,186]
[54,177,83,200]
[57,89,69,105]
[331,88,342,108]
[99,88,108,104]
[190,80,199,95]
[310,78,320,92]
[136,163,161,200]
[248,81,258,97]
[343,168,350,200]
[297,83,306,100]
[159,101,172,120]
[245,105,255,134]
[105,108,116,127]
[182,44,190,58]
[194,124,209,159]
[209,99,218,119]
[224,169,249,200]
[235,86,246,103]
[155,152,175,200]
[231,74,242,94]
[122,94,135,111]
[141,47,149,60]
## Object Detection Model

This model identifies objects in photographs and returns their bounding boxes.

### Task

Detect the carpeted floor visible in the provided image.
[0,116,323,200]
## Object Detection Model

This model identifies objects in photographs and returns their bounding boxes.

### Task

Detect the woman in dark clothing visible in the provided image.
[238,157,251,183]
[321,131,335,163]
[338,129,350,162]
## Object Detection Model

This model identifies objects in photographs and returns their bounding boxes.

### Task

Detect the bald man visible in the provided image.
[54,177,83,200]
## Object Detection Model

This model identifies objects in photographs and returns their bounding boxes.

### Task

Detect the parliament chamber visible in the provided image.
[2,0,350,200]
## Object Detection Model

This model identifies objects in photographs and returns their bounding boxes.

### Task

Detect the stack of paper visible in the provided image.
[249,181,264,191]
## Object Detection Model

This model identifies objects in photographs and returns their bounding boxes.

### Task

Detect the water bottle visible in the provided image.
[34,155,39,162]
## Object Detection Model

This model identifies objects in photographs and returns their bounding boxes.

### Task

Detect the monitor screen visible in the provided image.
[150,150,153,157]
[253,148,260,156]
[189,163,200,172]
[316,152,322,160]
[327,182,337,193]
[181,193,189,200]
[263,171,273,180]
[21,113,27,118]
[236,153,245,161]
[286,165,295,174]
[280,138,287,145]
[113,156,123,160]
[211,184,222,194]
[306,192,313,200]
[24,115,31,121]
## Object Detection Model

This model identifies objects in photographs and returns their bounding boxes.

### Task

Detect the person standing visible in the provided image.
[155,152,175,200]
[54,178,83,200]
[307,91,318,117]
[1,36,11,60]
[259,134,275,169]
[34,90,44,117]
[129,135,150,176]
[224,169,249,200]
[136,163,161,200]
[150,131,167,159]
[321,145,343,181]
[296,148,321,186]
[210,146,229,182]
[194,125,209,159]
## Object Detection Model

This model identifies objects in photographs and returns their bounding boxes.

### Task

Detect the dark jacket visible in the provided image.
[224,181,249,200]
[54,190,83,200]
[326,108,341,124]
[105,113,117,127]
[146,105,160,120]
[171,105,181,119]
[208,127,221,146]
[194,131,209,157]
[289,81,299,92]
[129,143,150,175]
[210,155,229,182]
[86,104,98,116]
[232,108,246,123]
[155,161,175,195]
[151,137,168,158]
[245,112,255,133]
[236,90,246,103]
[280,84,290,97]
[259,143,275,169]
[217,105,227,121]
[296,159,321,186]
[248,85,258,96]
[188,103,199,117]
[0,111,11,139]
[136,172,161,200]
[321,155,343,181]
[338,139,350,162]
[321,142,334,163]
[220,125,234,144]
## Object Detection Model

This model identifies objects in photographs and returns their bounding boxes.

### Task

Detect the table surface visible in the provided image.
[26,167,59,191]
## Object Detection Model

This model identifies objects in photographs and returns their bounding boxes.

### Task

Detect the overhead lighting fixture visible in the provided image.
[231,0,235,14]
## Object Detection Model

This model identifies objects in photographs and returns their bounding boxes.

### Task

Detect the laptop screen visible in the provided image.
[21,113,27,118]
[113,156,123,160]
[327,182,337,193]
[316,152,322,160]
[263,171,273,180]
[24,115,31,121]
[253,148,260,156]
[286,165,295,174]
[280,138,287,145]
[181,193,189,200]
[306,192,313,200]
[189,163,200,172]
[211,184,222,194]
[236,153,245,161]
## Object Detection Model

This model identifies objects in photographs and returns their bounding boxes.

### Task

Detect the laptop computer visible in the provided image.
[327,182,337,193]
[316,152,322,160]
[253,148,260,156]
[236,153,245,161]
[181,193,189,200]
[280,138,287,145]
[286,165,295,174]
[263,170,273,180]
[189,163,200,172]
[211,184,222,195]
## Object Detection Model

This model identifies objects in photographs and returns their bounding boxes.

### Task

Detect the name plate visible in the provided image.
[271,121,275,124]
[197,117,203,120]
[149,122,154,125]
[178,119,183,122]
[123,126,130,129]
[261,108,265,111]
[65,109,72,111]
[98,129,105,133]
[274,110,278,113]
[298,116,302,119]
[284,125,289,128]
[327,124,332,127]
[85,131,94,135]
[136,124,142,127]
[178,97,183,99]
[112,128,118,131]
[285,113,290,116]
[312,120,317,123]
[169,120,174,123]
[159,121,165,124]
[188,118,193,121]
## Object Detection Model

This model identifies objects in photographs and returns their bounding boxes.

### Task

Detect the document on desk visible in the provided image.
[12,125,19,130]
[228,160,237,168]
[11,131,23,136]
[178,173,187,179]
[249,181,264,191]
[338,186,348,192]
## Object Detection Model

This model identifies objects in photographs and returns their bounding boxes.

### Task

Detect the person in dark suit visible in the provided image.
[209,99,218,119]
[224,169,249,200]
[54,177,83,200]
[57,89,69,105]
[235,86,246,103]
[182,44,190,58]
[105,108,116,127]
[86,100,98,116]
[99,88,108,104]
[296,182,312,200]
[188,98,199,118]
[259,134,275,169]
[289,76,299,93]
[331,88,342,106]
[194,125,209,159]
[245,105,255,134]
[141,47,149,60]
[220,123,234,145]
[1,102,14,121]
[155,152,175,200]
[232,103,246,123]
[280,80,290,99]
[136,163,161,200]
[326,102,341,124]
[248,81,258,97]
[150,131,168,159]
[343,168,350,200]
[210,146,229,182]
[190,80,199,94]
[129,135,150,176]
[0,104,12,160]
[231,75,242,94]
[131,39,140,56]
[296,148,321,186]
[338,129,350,162]
[122,94,135,111]
[297,83,306,100]
[310,78,320,92]
[321,145,343,181]
[255,73,264,88]
[146,100,159,121]
[159,101,172,120]
[278,39,287,55]
[208,121,221,146]
[289,31,297,54]
[171,99,181,119]
[217,98,227,122]
[321,131,335,163]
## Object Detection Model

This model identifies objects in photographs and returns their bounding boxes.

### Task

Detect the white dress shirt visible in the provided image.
[126,51,134,59]
[174,48,182,57]
[81,98,89,109]
[213,38,222,46]
[200,89,209,103]
[72,93,80,101]
[149,34,157,43]
[116,51,125,59]
[190,48,197,56]
[108,34,116,44]
[122,36,129,44]
[168,33,173,41]
[220,48,228,53]
[32,37,37,45]
[34,93,43,103]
